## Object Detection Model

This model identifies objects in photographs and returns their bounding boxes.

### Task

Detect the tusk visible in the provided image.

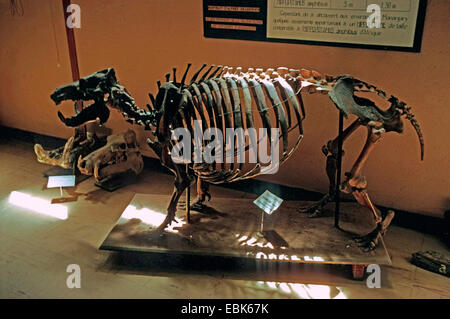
[77,155,88,175]
[94,162,100,180]
[57,111,67,124]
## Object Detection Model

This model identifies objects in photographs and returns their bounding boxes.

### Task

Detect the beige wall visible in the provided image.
[1,0,448,217]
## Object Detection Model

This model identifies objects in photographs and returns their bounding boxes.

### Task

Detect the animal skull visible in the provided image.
[77,129,144,182]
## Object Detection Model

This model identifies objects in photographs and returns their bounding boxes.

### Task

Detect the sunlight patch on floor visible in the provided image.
[256,280,347,299]
[122,204,185,233]
[8,191,68,220]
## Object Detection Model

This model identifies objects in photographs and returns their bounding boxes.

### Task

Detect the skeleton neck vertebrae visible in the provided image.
[48,63,424,251]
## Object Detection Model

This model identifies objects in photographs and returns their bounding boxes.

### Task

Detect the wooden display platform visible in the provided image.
[100,194,391,280]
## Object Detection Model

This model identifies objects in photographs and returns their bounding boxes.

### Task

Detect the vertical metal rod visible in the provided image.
[60,186,63,197]
[185,165,191,223]
[260,211,265,233]
[335,111,344,228]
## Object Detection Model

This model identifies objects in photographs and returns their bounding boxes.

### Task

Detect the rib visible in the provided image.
[259,77,289,159]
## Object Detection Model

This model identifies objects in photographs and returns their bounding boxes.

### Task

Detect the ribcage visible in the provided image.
[166,65,338,184]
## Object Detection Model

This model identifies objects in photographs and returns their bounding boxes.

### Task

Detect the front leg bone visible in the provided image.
[299,119,361,216]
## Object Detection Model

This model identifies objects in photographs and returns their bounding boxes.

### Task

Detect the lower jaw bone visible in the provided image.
[95,154,143,182]
[34,136,75,169]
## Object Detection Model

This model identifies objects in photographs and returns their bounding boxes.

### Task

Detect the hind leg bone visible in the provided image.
[341,125,395,251]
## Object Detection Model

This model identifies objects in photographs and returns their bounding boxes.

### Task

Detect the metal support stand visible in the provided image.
[181,114,346,228]
[334,111,344,229]
[260,210,264,233]
[47,175,77,204]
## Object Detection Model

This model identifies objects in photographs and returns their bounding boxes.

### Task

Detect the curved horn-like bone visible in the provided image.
[406,111,425,161]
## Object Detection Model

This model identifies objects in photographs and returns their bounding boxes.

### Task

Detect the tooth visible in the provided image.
[57,111,67,123]
[94,163,100,180]
[77,155,83,169]
[77,155,89,175]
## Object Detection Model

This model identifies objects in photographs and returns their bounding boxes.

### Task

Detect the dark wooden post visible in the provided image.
[61,0,85,137]
[62,0,80,84]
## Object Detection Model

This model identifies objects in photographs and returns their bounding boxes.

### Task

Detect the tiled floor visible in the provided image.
[0,138,448,299]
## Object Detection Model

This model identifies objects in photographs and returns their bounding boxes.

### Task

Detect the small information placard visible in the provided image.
[203,0,427,52]
[47,175,77,204]
[253,190,283,215]
[47,175,76,188]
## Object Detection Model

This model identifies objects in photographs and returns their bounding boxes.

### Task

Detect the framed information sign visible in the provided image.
[204,0,427,52]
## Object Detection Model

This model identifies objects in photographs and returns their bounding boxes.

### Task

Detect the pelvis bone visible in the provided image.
[77,129,144,183]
